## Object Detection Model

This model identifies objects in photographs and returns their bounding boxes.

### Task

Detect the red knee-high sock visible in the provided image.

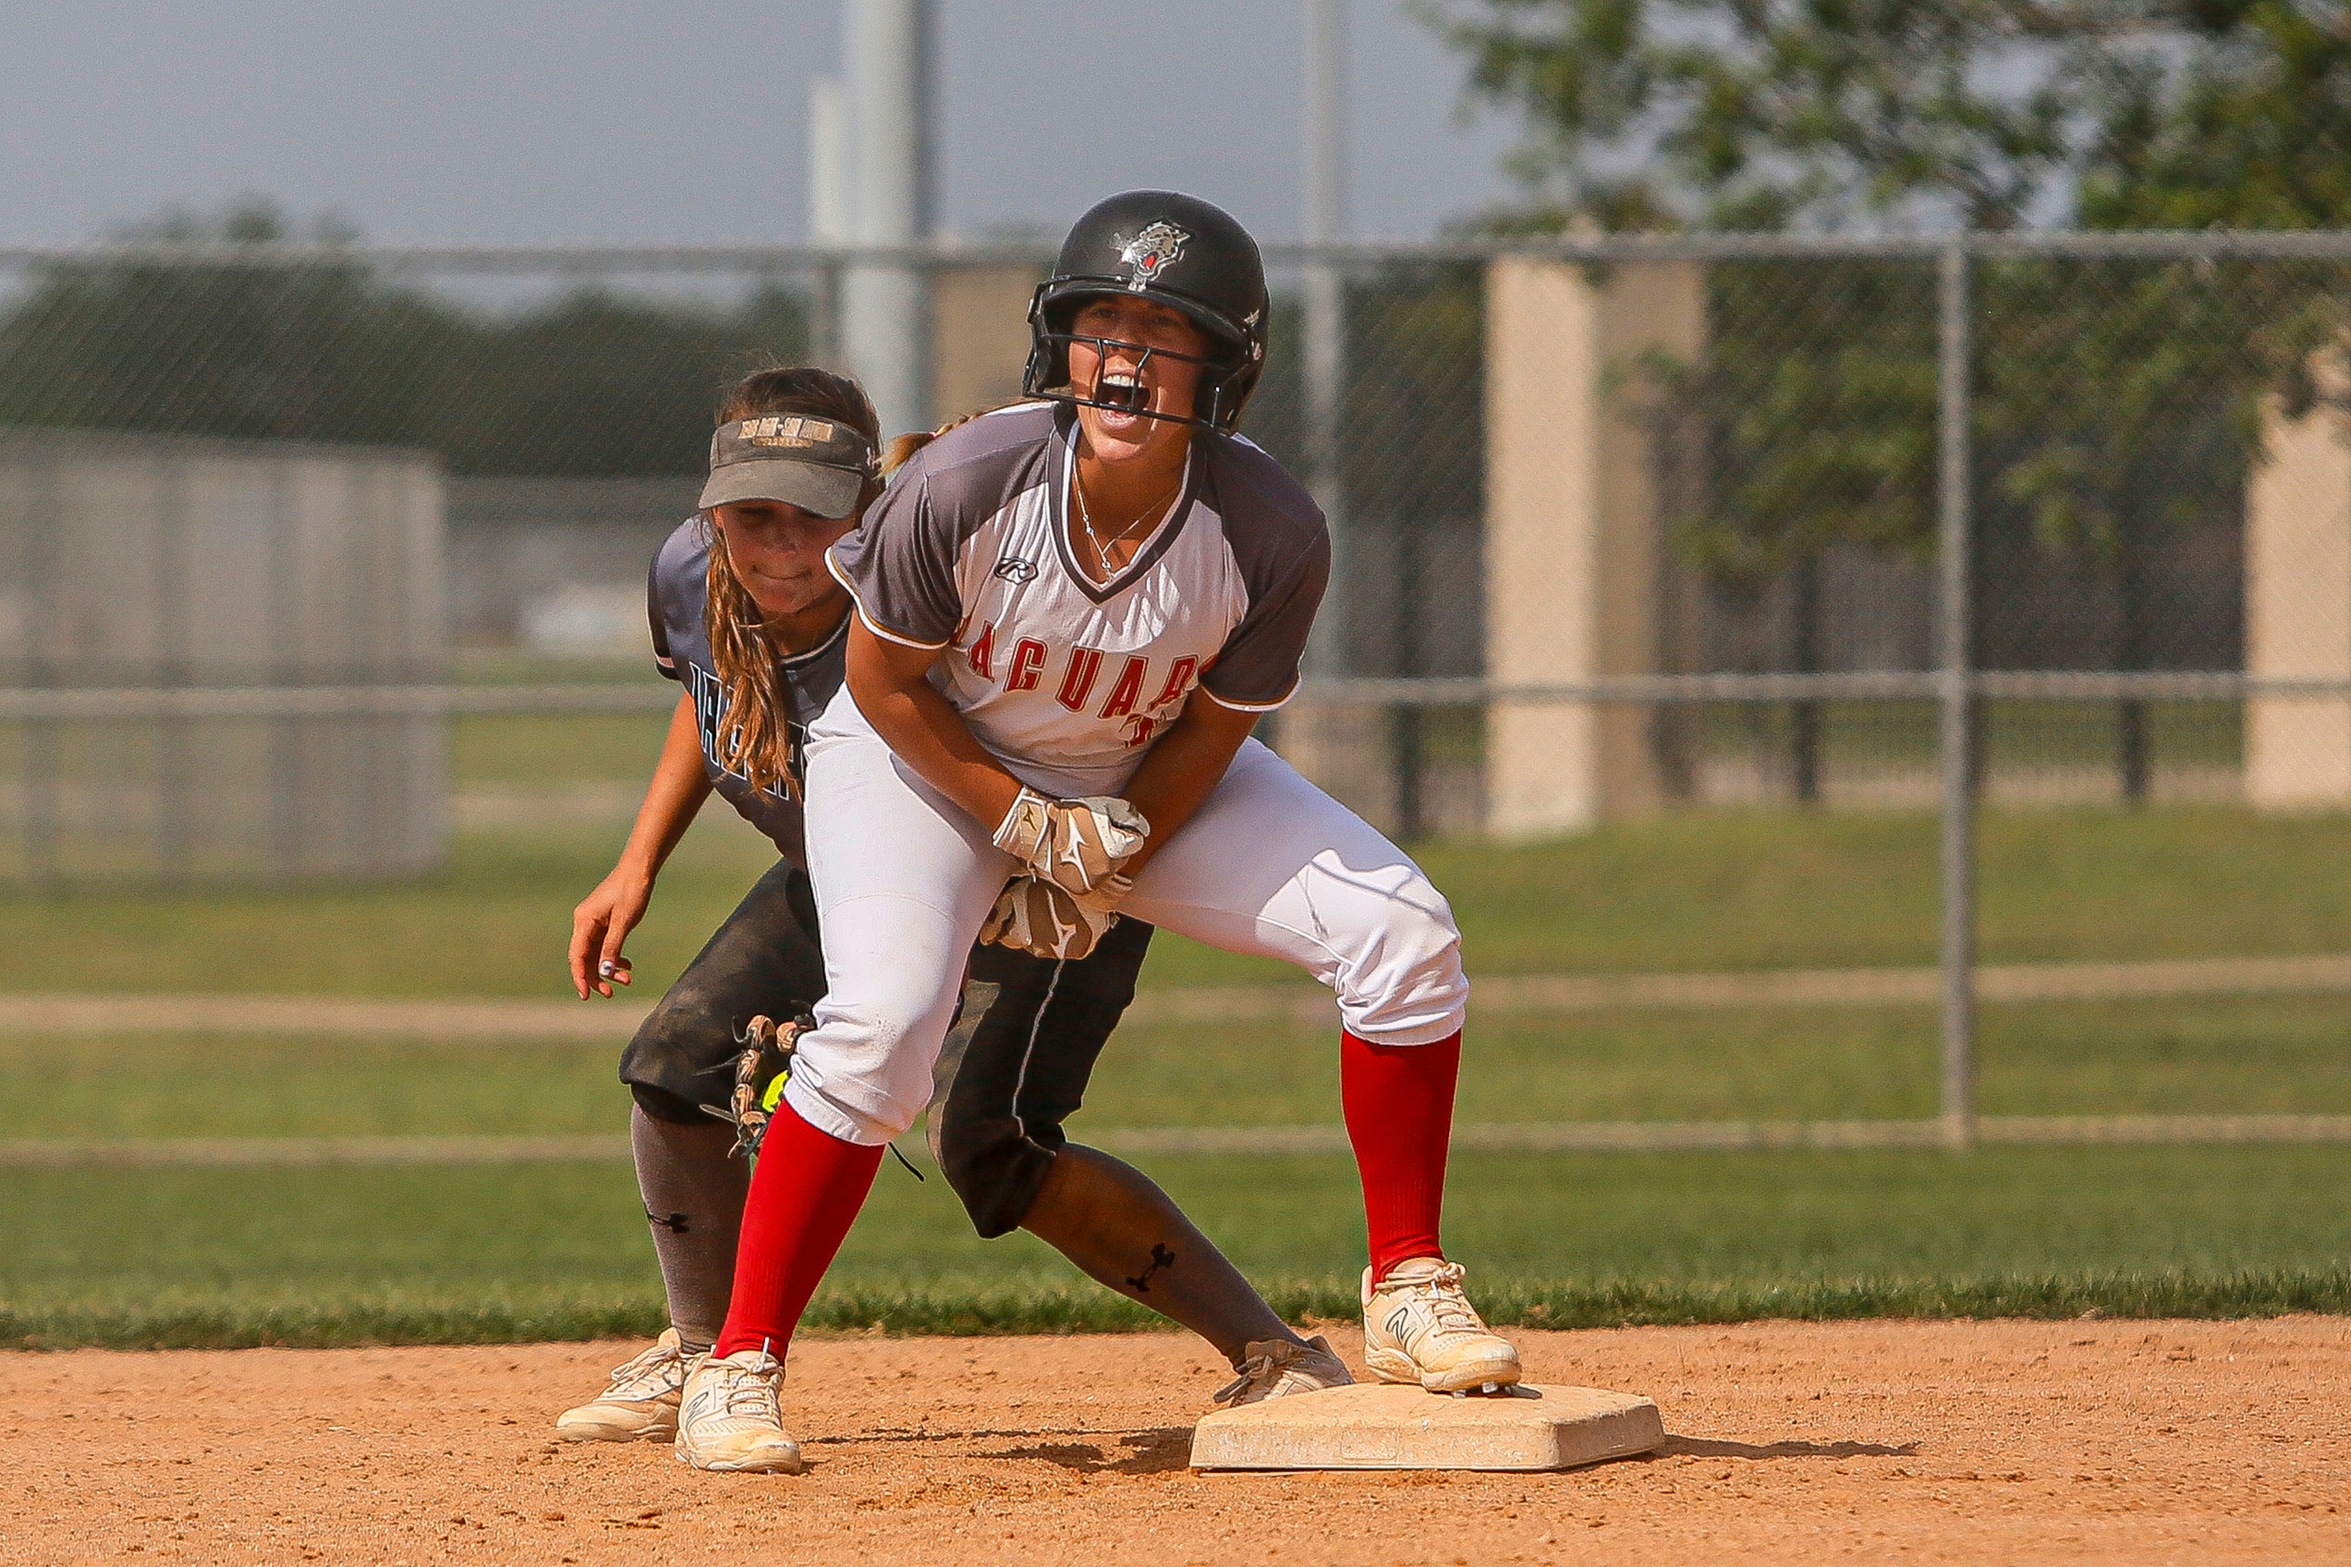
[712,1103,886,1360]
[1340,1029,1460,1283]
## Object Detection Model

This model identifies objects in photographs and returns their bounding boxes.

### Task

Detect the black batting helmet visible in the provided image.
[1023,190,1268,432]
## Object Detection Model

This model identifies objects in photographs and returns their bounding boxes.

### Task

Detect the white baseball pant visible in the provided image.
[781,694,1470,1147]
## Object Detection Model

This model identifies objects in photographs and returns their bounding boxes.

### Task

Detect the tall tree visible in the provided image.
[1416,0,2078,233]
[1421,1,2347,799]
[0,201,812,478]
[2080,1,2351,229]
[1421,0,2351,234]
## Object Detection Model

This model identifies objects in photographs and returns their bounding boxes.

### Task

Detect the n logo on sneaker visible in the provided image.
[1385,1307,1417,1346]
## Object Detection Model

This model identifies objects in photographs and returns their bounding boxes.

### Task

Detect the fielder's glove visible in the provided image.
[704,1011,812,1159]
[704,1010,926,1179]
[979,871,1131,961]
[991,787,1148,895]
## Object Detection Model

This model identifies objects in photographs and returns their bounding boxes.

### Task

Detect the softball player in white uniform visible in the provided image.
[678,193,1519,1474]
[554,366,1352,1452]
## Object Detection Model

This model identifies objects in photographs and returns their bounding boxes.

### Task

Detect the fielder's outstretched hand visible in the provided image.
[570,867,652,998]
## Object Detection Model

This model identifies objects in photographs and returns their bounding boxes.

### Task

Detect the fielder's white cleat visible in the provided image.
[555,1328,694,1442]
[675,1345,804,1474]
[1212,1333,1356,1408]
[1361,1257,1524,1394]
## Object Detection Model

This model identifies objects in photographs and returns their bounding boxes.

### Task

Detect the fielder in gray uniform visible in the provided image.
[554,365,1348,1447]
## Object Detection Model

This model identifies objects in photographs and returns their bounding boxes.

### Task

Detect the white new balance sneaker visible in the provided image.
[674,1345,804,1474]
[1212,1334,1355,1408]
[1361,1258,1524,1393]
[555,1329,694,1442]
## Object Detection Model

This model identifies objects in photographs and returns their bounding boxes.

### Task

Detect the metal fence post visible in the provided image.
[1302,268,1346,671]
[811,259,842,371]
[1302,0,1350,681]
[1936,239,1978,1150]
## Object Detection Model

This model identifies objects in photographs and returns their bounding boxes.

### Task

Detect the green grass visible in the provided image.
[8,993,2349,1141]
[1695,699,2243,773]
[4,991,2351,1141]
[0,821,768,1000]
[0,1036,634,1140]
[1409,805,2351,978]
[455,712,672,786]
[1088,994,2351,1123]
[453,651,660,688]
[445,694,2246,801]
[7,1147,2350,1349]
[11,806,2351,996]
[12,796,2347,1348]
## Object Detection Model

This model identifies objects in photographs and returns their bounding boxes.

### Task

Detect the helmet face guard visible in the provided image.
[1015,278,1260,432]
[1024,192,1271,434]
[1023,313,1258,433]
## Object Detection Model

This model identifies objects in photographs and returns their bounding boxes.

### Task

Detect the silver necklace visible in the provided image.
[1072,468,1182,575]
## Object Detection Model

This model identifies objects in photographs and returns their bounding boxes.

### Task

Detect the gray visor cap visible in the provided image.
[698,415,877,520]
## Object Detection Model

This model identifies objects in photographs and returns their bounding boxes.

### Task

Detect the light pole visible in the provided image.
[839,0,936,439]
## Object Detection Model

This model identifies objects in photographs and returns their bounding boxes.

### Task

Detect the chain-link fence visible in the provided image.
[7,233,2351,1147]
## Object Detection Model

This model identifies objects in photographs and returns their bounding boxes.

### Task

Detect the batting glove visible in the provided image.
[979,872,1131,961]
[990,786,1148,895]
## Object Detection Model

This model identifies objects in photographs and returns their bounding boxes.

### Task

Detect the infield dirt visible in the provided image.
[7,1318,2346,1565]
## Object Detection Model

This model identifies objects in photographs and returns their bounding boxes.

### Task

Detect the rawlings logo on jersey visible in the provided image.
[1114,222,1190,291]
[992,556,1038,583]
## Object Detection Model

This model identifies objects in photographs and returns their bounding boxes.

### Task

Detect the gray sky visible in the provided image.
[0,1,1524,246]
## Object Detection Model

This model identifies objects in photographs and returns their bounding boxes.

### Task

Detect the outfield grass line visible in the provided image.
[11,952,2351,1040]
[0,993,657,1041]
[10,1270,2351,1349]
[0,1135,634,1167]
[1979,1113,2351,1144]
[1097,1115,2351,1155]
[16,1113,2351,1167]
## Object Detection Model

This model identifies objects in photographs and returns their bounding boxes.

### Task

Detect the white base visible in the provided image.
[1189,1382,1665,1472]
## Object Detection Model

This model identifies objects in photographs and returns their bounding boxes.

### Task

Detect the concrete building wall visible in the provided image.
[0,428,445,884]
[2247,387,2351,808]
[1483,257,1706,836]
[931,264,1039,429]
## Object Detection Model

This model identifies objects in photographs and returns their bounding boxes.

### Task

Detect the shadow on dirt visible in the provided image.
[1656,1436,1918,1460]
[985,1427,1194,1476]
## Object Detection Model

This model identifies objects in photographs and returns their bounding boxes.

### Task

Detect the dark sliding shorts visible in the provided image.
[620,857,1154,1238]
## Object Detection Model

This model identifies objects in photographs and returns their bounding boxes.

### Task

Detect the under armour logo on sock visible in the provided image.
[647,1208,691,1234]
[1125,1243,1177,1294]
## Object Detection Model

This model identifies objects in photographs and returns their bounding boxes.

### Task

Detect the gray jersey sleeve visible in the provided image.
[827,406,1057,650]
[1199,441,1331,712]
[649,550,680,680]
[826,466,966,650]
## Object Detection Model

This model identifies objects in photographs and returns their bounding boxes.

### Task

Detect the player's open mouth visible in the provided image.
[1094,371,1150,425]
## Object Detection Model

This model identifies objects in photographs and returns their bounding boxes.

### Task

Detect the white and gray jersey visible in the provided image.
[647,517,849,866]
[825,402,1328,792]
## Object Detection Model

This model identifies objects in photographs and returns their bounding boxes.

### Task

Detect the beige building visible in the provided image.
[1483,257,1706,836]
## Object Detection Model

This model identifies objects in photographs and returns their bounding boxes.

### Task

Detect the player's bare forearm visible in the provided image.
[846,619,1024,829]
[1116,692,1258,874]
[616,690,715,883]
[572,693,712,998]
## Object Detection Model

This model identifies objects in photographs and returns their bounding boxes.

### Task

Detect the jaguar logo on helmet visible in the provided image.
[1113,222,1190,291]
